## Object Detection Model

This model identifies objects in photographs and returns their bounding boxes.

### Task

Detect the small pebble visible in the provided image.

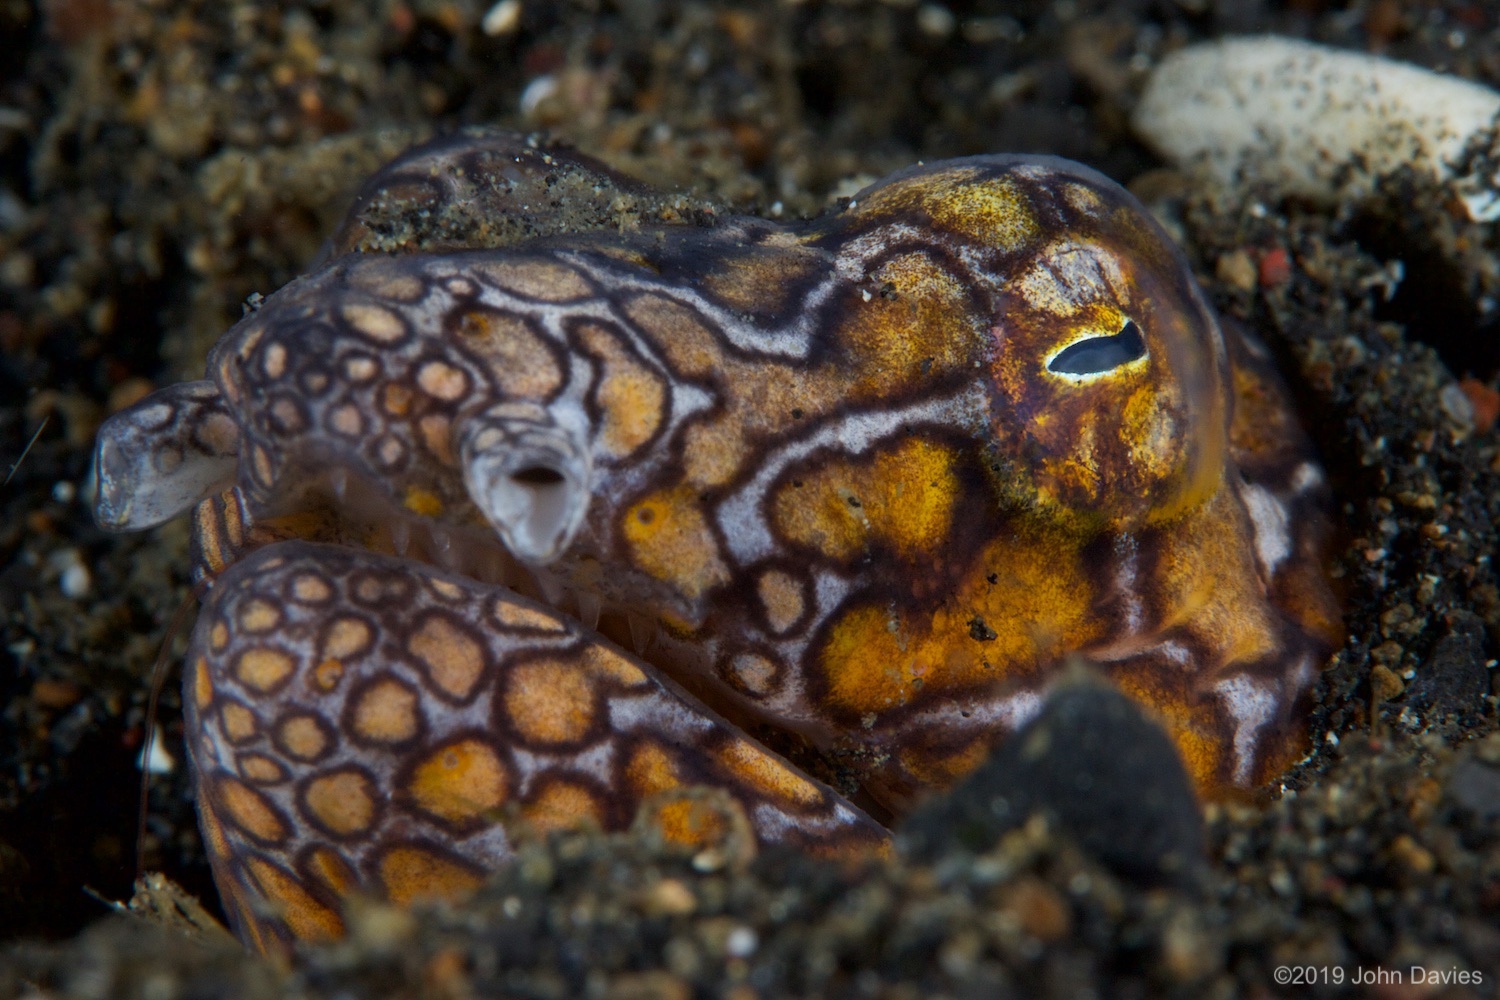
[642,878,697,917]
[1215,249,1257,292]
[31,678,82,710]
[724,926,757,958]
[481,0,521,37]
[1387,833,1435,875]
[137,726,176,775]
[1258,247,1291,286]
[1457,378,1499,432]
[519,75,558,118]
[50,548,92,599]
[1439,382,1477,430]
[916,4,956,38]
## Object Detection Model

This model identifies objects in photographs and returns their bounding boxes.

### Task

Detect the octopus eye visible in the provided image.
[1047,319,1146,376]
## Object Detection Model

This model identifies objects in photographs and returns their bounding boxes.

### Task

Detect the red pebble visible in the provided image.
[1458,378,1499,433]
[1258,247,1292,287]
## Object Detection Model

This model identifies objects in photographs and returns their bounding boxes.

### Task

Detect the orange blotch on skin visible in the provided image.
[195,505,227,576]
[772,438,959,564]
[455,309,562,399]
[1154,487,1279,668]
[418,413,455,465]
[235,647,295,692]
[312,659,344,692]
[756,569,804,634]
[408,738,508,824]
[378,846,485,908]
[841,252,979,394]
[220,701,260,743]
[381,382,413,417]
[237,599,280,633]
[291,573,333,603]
[716,738,823,807]
[522,781,604,833]
[199,800,232,861]
[820,527,1098,715]
[210,621,230,651]
[1110,669,1229,795]
[581,644,647,687]
[576,323,665,458]
[472,258,593,301]
[403,486,444,517]
[490,597,567,633]
[321,616,373,661]
[245,856,344,943]
[681,418,747,489]
[651,797,728,849]
[416,360,469,402]
[626,741,682,797]
[343,302,406,343]
[351,677,421,743]
[699,244,826,315]
[896,738,992,790]
[618,293,721,379]
[277,713,332,761]
[251,446,275,488]
[504,659,596,745]
[854,168,1038,252]
[217,776,288,843]
[303,768,378,836]
[193,657,214,709]
[727,652,778,697]
[622,485,731,606]
[408,612,486,700]
[239,753,288,785]
[346,260,426,302]
[302,846,357,897]
[428,578,464,601]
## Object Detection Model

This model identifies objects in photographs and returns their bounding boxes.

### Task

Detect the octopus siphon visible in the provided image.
[93,130,1340,953]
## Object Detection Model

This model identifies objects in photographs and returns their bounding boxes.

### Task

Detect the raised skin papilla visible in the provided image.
[94,134,1340,951]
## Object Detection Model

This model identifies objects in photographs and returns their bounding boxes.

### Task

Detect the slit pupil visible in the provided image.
[511,466,565,486]
[1048,320,1146,375]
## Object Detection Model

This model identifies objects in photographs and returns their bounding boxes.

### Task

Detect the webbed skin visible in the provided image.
[94,132,1340,952]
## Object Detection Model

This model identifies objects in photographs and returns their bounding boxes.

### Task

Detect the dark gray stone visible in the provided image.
[1406,611,1491,723]
[897,669,1205,887]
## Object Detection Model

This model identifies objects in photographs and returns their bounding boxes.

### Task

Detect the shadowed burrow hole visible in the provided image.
[1346,205,1500,381]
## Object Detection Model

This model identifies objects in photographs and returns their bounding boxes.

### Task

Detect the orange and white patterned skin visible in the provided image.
[94,137,1340,952]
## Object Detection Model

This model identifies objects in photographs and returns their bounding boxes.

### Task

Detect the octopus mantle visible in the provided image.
[93,130,1340,953]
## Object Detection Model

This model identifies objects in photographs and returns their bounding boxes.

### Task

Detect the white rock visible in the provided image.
[481,0,521,37]
[138,725,176,775]
[1133,35,1500,221]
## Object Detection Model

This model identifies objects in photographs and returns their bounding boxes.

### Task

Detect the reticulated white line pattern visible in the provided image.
[607,692,718,741]
[715,383,990,566]
[1213,672,1275,785]
[564,739,617,786]
[905,689,1043,736]
[1111,533,1144,633]
[557,249,846,360]
[1239,481,1292,578]
[411,257,722,485]
[833,222,1000,296]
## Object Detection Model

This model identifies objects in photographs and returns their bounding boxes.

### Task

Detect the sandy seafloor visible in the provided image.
[0,0,1498,997]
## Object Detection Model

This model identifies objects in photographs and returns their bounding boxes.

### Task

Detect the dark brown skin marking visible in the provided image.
[93,131,1339,952]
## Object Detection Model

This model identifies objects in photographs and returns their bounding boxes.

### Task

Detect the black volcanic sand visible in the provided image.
[1,2,1498,997]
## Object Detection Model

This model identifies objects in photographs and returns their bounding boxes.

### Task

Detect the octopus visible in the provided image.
[93,130,1340,954]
